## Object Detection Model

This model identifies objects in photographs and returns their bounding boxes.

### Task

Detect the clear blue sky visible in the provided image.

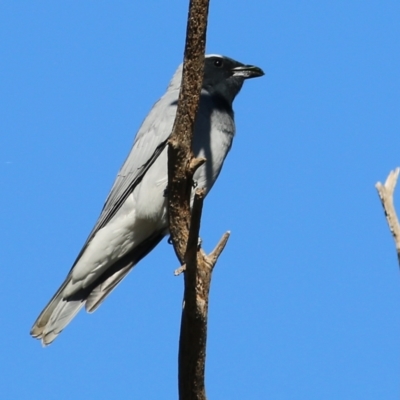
[1,1,399,399]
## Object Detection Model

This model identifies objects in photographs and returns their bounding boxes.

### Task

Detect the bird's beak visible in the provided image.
[232,65,265,79]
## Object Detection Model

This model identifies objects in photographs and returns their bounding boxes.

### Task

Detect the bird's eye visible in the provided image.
[214,59,223,67]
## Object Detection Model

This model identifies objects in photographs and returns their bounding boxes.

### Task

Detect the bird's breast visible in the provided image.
[128,94,235,223]
[191,101,235,194]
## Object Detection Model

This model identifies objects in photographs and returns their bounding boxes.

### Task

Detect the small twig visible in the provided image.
[375,167,400,264]
[174,265,186,276]
[189,157,206,175]
[206,231,231,268]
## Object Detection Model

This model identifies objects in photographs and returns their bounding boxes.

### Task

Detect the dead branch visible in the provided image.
[375,167,400,265]
[166,0,230,399]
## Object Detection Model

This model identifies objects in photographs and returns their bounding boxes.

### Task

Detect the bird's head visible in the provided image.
[169,54,264,106]
[202,54,264,105]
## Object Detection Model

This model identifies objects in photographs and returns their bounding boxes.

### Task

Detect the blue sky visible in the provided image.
[1,1,399,399]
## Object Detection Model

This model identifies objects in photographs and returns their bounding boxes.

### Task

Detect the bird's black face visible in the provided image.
[202,55,264,106]
[203,56,244,87]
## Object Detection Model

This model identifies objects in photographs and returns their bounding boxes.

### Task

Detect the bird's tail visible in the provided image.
[30,231,165,346]
[30,266,131,346]
[30,276,85,346]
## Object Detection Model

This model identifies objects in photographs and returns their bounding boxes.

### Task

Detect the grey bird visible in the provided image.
[31,54,264,345]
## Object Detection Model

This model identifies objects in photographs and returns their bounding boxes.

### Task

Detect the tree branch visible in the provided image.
[167,0,210,265]
[166,0,230,399]
[375,167,400,265]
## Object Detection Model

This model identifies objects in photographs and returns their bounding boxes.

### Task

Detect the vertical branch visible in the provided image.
[376,168,400,265]
[167,0,230,399]
[167,0,210,264]
[167,0,210,397]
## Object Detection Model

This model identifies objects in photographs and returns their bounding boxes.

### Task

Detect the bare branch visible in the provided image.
[174,264,186,276]
[167,0,210,265]
[376,167,400,264]
[166,0,232,399]
[185,188,206,264]
[207,231,231,268]
[189,157,207,175]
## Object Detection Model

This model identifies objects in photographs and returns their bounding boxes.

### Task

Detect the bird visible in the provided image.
[31,54,264,345]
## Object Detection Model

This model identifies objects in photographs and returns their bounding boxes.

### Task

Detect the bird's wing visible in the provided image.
[31,90,179,344]
[84,230,165,312]
[71,89,179,266]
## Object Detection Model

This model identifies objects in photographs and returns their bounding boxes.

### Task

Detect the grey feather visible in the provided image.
[85,231,165,313]
[31,55,264,345]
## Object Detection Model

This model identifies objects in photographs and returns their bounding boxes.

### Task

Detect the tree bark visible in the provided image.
[167,0,230,399]
[376,168,400,266]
